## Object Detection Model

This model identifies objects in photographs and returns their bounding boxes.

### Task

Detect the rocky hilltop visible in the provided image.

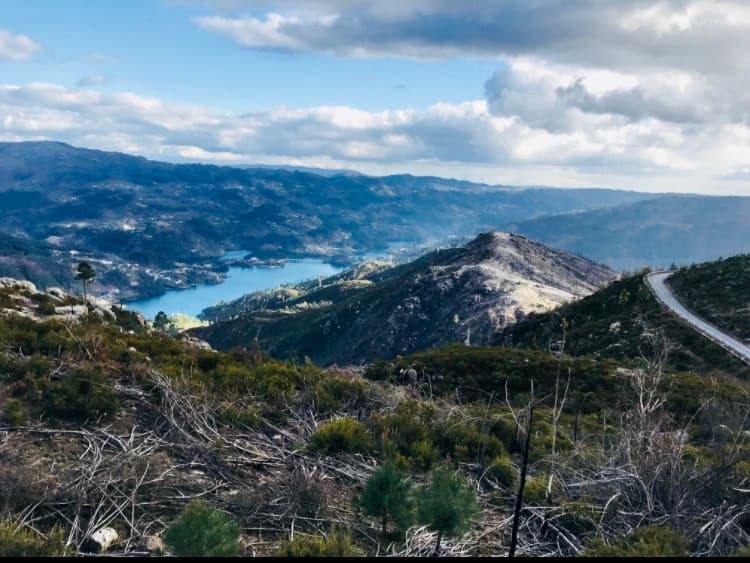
[195,232,617,364]
[0,277,130,324]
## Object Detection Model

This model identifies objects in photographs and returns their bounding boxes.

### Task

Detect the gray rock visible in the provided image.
[46,287,68,301]
[0,278,37,293]
[144,535,165,555]
[84,527,118,553]
[54,304,88,317]
[181,335,215,351]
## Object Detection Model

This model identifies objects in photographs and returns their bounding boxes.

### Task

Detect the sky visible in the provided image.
[1,0,750,195]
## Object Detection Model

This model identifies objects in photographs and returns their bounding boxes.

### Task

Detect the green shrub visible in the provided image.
[310,375,367,415]
[436,419,507,463]
[310,418,372,455]
[218,404,260,428]
[369,401,437,467]
[36,301,57,316]
[42,364,119,422]
[196,351,220,372]
[0,523,66,556]
[164,501,241,557]
[584,525,688,557]
[523,475,549,505]
[411,439,440,470]
[358,463,415,535]
[3,398,27,425]
[276,531,358,557]
[486,455,517,489]
[557,501,598,535]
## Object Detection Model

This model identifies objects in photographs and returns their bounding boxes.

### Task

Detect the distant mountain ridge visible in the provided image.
[505,194,750,270]
[0,140,656,298]
[194,232,617,364]
[245,163,364,177]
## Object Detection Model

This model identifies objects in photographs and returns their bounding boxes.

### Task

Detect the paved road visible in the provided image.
[645,271,750,365]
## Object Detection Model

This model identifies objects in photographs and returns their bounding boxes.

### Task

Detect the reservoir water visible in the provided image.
[126,258,343,320]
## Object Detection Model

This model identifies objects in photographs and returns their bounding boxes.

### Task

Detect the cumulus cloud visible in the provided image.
[0,29,41,61]
[2,80,750,194]
[183,1,750,193]
[190,1,750,71]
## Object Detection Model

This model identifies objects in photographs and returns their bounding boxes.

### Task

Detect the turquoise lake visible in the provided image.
[126,257,343,320]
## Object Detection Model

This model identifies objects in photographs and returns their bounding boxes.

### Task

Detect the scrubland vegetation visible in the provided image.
[0,280,748,556]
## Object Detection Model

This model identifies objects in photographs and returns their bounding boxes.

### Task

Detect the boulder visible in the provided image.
[83,527,119,553]
[181,335,215,352]
[144,535,165,555]
[46,287,68,301]
[133,312,148,327]
[0,278,37,293]
[54,305,88,317]
[90,305,116,321]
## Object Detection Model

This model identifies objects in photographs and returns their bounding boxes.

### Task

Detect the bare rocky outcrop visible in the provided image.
[198,232,618,364]
[0,278,119,323]
[0,277,38,293]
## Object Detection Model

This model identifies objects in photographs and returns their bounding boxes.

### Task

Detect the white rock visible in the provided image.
[91,305,116,321]
[54,305,88,316]
[145,535,165,554]
[181,336,215,351]
[85,527,119,553]
[0,278,37,293]
[46,287,68,300]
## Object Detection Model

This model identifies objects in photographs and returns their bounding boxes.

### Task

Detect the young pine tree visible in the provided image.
[152,311,171,332]
[164,501,241,557]
[74,262,96,306]
[417,465,479,554]
[358,463,415,536]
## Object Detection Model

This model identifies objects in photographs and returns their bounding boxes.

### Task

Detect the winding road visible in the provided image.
[645,271,750,365]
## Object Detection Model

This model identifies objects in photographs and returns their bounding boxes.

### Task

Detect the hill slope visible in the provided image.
[497,265,750,379]
[0,141,654,298]
[0,276,747,556]
[666,254,750,343]
[195,232,616,364]
[0,232,70,289]
[505,195,750,270]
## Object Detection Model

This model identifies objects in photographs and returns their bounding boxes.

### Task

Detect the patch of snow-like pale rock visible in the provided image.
[413,232,616,344]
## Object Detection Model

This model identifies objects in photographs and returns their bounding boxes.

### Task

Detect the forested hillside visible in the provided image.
[0,141,652,299]
[507,195,750,270]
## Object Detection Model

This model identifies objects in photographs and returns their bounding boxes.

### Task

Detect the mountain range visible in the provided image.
[1,141,749,301]
[0,141,649,298]
[194,232,617,364]
[507,194,750,270]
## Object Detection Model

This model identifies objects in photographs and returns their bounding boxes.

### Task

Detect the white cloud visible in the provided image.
[0,29,41,62]
[1,80,750,195]
[190,1,750,70]
[181,2,750,193]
